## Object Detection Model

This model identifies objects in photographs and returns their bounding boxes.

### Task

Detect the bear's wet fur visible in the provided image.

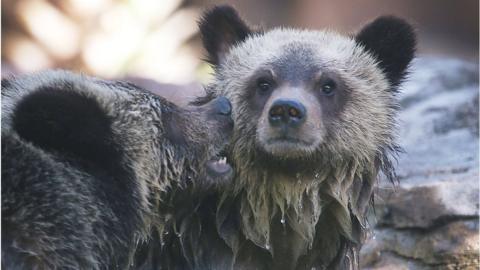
[1,70,233,269]
[154,5,415,270]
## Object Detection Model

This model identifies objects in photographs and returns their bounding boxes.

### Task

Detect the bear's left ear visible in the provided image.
[356,16,416,87]
[199,5,253,66]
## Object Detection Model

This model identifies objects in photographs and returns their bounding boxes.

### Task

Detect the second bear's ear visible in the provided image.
[199,5,252,65]
[355,16,416,88]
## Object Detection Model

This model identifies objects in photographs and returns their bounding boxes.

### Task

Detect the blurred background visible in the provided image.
[2,0,478,85]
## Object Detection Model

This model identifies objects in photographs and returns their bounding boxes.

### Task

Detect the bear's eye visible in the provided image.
[257,78,273,94]
[320,79,336,96]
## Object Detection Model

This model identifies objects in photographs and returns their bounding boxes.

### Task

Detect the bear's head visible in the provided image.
[199,5,415,177]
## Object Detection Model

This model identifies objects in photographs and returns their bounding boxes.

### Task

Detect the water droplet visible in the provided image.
[265,244,270,250]
[280,218,285,224]
[176,233,182,237]
[164,231,169,235]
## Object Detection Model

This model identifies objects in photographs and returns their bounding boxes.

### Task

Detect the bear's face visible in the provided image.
[217,31,397,163]
[187,95,234,181]
[157,93,234,186]
[199,6,415,172]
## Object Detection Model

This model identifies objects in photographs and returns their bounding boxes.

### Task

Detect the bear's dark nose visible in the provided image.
[268,99,306,127]
[212,96,232,115]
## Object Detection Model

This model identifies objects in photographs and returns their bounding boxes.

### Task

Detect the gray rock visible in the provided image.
[362,220,479,269]
[361,57,479,269]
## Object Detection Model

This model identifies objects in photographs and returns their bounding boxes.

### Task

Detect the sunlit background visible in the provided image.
[2,0,478,85]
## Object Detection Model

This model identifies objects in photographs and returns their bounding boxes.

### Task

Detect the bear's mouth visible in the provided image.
[206,152,232,177]
[260,136,317,157]
[266,136,313,146]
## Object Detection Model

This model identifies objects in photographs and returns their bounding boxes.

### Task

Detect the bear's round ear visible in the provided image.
[355,16,416,88]
[199,5,252,65]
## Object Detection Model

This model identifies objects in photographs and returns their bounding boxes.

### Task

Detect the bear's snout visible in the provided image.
[211,96,232,116]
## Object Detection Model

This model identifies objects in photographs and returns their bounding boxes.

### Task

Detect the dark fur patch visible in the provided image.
[2,78,11,89]
[13,85,116,167]
[355,16,416,88]
[199,5,252,65]
[11,85,141,261]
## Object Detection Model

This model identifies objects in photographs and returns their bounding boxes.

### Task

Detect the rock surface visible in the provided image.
[361,57,479,269]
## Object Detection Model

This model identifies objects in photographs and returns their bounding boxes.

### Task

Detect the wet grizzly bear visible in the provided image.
[1,70,233,269]
[152,5,416,270]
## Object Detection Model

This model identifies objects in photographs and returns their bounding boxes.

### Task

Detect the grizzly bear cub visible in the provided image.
[155,5,416,270]
[1,70,233,269]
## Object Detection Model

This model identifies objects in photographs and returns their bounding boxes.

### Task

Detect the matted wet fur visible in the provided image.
[1,70,233,269]
[150,5,416,270]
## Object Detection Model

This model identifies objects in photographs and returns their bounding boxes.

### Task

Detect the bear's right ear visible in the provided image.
[355,16,416,88]
[199,5,252,65]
